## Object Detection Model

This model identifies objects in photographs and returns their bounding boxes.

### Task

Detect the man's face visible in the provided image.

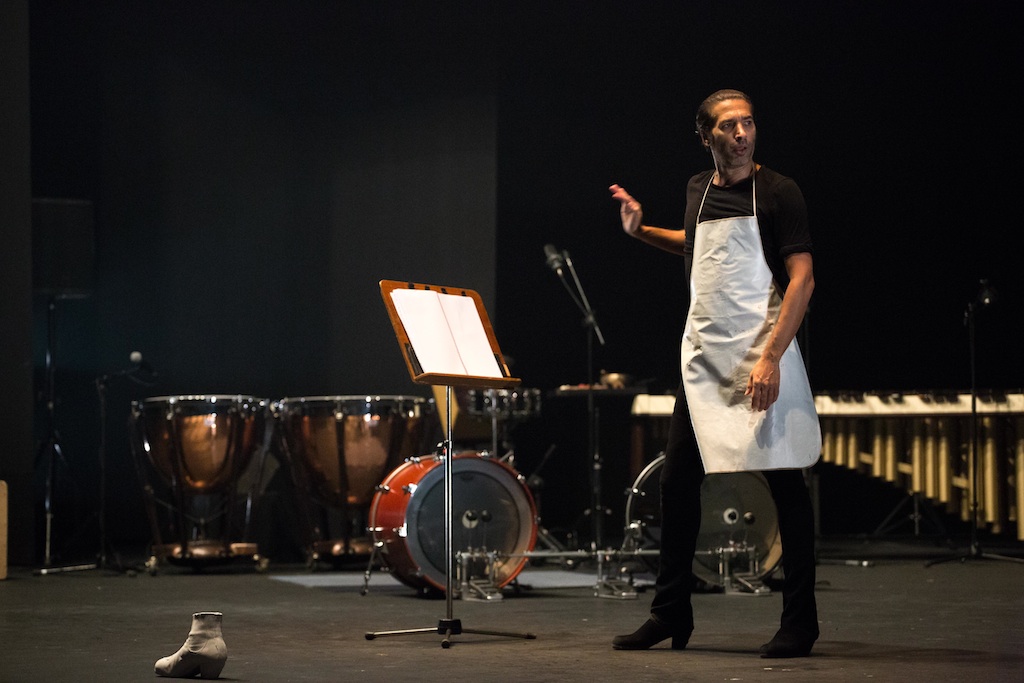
[705,99,756,170]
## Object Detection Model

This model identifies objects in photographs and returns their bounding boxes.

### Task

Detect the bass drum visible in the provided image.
[368,452,538,593]
[625,453,782,586]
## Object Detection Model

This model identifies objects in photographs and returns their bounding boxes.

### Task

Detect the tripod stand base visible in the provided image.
[595,577,638,600]
[925,543,1024,567]
[34,562,99,576]
[872,492,950,539]
[33,542,134,576]
[365,618,536,648]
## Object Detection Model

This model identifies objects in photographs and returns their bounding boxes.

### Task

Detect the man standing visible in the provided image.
[608,89,821,658]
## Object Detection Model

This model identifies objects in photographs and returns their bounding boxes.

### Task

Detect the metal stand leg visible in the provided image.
[872,491,950,538]
[360,540,383,596]
[365,386,537,647]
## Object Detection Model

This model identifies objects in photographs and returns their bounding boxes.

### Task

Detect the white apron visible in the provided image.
[680,173,821,473]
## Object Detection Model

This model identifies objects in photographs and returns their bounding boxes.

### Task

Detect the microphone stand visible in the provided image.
[560,251,606,553]
[549,249,630,597]
[36,360,155,576]
[927,282,1023,567]
[36,296,67,572]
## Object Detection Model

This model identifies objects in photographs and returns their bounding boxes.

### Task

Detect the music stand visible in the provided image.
[366,280,537,648]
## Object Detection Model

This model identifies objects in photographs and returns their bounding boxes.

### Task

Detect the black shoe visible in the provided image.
[612,618,692,650]
[759,629,816,658]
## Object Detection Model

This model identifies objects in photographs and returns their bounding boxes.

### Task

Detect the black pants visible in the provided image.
[649,384,819,638]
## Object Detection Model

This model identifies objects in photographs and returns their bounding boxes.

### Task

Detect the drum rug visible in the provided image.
[269,567,605,593]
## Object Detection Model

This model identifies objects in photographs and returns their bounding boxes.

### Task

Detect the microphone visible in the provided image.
[544,244,565,275]
[98,351,156,383]
[130,351,156,377]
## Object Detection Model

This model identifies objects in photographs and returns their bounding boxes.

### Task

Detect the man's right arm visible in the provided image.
[609,184,687,255]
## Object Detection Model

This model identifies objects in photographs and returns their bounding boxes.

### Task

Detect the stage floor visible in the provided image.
[2,539,1023,682]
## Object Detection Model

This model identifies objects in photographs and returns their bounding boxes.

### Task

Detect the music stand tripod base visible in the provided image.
[365,619,537,649]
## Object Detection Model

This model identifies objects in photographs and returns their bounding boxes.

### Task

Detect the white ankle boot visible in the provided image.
[154,611,228,679]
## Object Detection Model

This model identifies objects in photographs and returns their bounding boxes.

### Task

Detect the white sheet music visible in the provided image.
[389,288,503,378]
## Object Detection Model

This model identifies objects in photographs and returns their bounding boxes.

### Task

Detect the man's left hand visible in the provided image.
[745,357,781,411]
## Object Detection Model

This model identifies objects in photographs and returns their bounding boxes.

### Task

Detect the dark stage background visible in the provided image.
[3,1,1021,565]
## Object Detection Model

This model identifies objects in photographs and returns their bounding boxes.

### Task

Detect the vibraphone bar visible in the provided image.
[815,392,1024,540]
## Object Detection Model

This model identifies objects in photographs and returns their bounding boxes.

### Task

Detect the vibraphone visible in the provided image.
[630,392,1024,540]
[816,392,1024,540]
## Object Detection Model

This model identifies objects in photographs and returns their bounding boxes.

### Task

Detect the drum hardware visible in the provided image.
[600,529,654,599]
[696,543,771,595]
[609,540,771,597]
[363,546,530,602]
[447,546,650,600]
[453,547,632,601]
[456,550,505,601]
[532,526,577,568]
[593,547,638,600]
[446,547,661,600]
[359,533,387,596]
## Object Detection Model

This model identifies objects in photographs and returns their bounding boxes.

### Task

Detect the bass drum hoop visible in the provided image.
[625,453,782,585]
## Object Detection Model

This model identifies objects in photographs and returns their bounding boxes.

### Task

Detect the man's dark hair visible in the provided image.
[695,89,754,144]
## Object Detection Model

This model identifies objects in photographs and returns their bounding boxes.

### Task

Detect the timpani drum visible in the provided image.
[368,452,538,593]
[131,395,270,570]
[276,395,434,508]
[275,395,436,562]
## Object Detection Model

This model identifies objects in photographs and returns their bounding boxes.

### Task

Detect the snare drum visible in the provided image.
[276,395,434,508]
[465,388,541,421]
[368,452,538,592]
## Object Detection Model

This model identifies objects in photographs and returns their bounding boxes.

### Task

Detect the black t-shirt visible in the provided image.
[682,166,812,293]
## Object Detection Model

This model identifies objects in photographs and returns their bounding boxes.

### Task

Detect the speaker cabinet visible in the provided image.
[32,197,95,298]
